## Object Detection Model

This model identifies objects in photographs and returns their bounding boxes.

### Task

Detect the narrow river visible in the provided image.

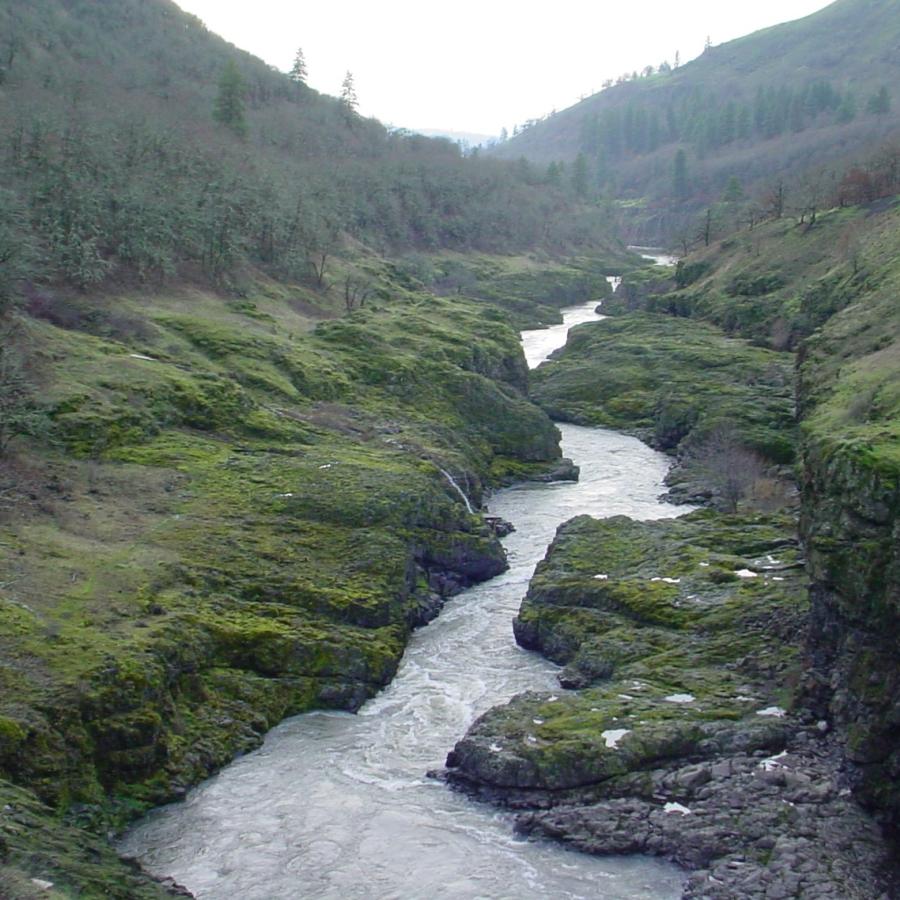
[120,287,687,899]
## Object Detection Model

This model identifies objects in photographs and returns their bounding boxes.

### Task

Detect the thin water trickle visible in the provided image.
[119,295,688,900]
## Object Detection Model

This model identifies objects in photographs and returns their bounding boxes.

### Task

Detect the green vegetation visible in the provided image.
[0,261,568,890]
[492,0,900,240]
[0,0,621,302]
[448,510,806,791]
[528,311,795,506]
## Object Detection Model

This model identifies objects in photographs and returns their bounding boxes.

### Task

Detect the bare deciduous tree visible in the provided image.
[686,425,768,513]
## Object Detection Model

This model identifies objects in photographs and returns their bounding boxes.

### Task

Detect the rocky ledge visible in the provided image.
[439,511,898,898]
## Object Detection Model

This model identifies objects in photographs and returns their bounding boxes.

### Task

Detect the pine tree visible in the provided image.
[288,47,308,85]
[213,61,247,136]
[571,153,589,197]
[340,71,358,113]
[866,86,891,116]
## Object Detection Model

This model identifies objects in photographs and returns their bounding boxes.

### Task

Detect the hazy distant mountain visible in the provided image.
[415,129,498,147]
[490,0,900,240]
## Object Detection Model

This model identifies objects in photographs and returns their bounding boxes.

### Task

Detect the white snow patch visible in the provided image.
[772,576,785,582]
[532,718,544,725]
[664,802,692,816]
[665,693,695,704]
[756,706,787,718]
[735,569,758,578]
[617,694,634,701]
[593,573,609,581]
[766,555,781,565]
[547,695,559,702]
[31,881,54,892]
[128,353,156,361]
[699,562,710,567]
[526,735,538,745]
[276,492,295,498]
[759,751,789,772]
[601,729,631,749]
[735,695,756,703]
[319,464,333,469]
[651,577,681,584]
[489,742,503,753]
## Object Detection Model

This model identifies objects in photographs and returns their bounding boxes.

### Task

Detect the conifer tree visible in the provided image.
[340,71,358,113]
[288,47,308,84]
[213,60,247,136]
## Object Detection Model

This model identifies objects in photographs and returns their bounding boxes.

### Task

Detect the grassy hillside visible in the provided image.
[491,0,900,241]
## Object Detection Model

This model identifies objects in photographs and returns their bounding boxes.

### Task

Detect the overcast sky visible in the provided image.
[175,0,835,137]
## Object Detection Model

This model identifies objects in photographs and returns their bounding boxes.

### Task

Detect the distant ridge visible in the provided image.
[490,0,900,240]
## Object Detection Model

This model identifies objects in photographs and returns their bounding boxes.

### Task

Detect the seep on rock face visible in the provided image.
[442,511,897,897]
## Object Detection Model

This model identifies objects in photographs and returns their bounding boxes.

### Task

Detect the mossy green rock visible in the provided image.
[0,282,562,842]
[529,312,795,465]
[447,510,806,793]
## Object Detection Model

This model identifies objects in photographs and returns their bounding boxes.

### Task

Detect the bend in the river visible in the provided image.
[120,283,688,899]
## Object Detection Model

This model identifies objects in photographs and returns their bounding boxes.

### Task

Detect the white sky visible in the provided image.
[175,0,835,137]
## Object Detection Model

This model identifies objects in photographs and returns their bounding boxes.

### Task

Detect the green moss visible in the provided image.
[531,312,796,465]
[451,509,805,792]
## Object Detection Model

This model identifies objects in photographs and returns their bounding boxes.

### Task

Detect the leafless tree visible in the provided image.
[686,425,768,513]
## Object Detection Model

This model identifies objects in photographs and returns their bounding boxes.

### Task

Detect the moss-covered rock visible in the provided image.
[446,509,807,794]
[0,275,566,848]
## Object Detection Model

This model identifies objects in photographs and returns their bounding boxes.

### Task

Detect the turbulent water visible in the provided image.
[628,246,679,268]
[120,292,687,900]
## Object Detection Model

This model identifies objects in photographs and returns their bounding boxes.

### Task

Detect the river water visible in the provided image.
[120,287,687,899]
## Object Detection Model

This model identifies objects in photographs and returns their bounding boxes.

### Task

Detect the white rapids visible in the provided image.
[119,291,688,900]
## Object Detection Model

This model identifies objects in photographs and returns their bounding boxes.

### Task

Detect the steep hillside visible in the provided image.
[491,0,900,240]
[0,0,620,304]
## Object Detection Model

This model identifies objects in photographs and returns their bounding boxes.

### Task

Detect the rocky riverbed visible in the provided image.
[441,511,898,897]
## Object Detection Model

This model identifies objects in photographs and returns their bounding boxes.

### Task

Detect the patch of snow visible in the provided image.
[735,569,758,578]
[617,694,634,701]
[547,695,558,702]
[699,562,710,567]
[601,729,631,749]
[665,693,695,704]
[651,577,681,584]
[128,353,156,361]
[489,742,503,753]
[759,750,789,771]
[766,555,780,565]
[664,802,691,816]
[31,881,54,892]
[735,695,756,703]
[532,718,544,725]
[276,492,295,498]
[319,464,333,469]
[526,735,538,744]
[756,706,787,718]
[593,573,609,581]
[772,576,785,582]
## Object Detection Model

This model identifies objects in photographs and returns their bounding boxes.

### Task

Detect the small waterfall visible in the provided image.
[437,466,475,514]
[607,275,622,292]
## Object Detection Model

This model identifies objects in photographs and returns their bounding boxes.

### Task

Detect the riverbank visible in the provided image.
[118,424,687,899]
[442,218,900,897]
[0,259,592,895]
[443,511,895,897]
